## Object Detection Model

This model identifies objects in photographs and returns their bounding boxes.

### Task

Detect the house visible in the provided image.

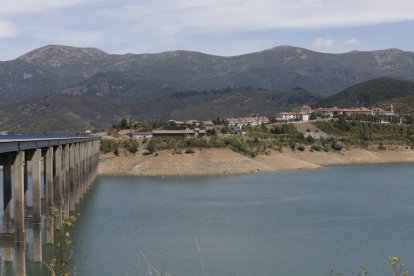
[299,113,310,122]
[201,120,214,129]
[168,120,186,126]
[373,105,395,117]
[227,116,269,127]
[152,128,206,138]
[299,105,312,114]
[276,112,299,121]
[276,111,311,122]
[186,120,200,127]
[312,107,342,118]
[194,128,206,137]
[153,130,196,137]
[342,107,372,116]
[132,131,153,139]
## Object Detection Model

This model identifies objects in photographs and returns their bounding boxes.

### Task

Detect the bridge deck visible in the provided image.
[0,135,100,154]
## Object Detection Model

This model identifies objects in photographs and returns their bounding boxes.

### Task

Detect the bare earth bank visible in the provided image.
[98,148,414,177]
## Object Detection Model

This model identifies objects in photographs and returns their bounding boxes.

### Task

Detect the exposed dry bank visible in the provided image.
[98,147,414,176]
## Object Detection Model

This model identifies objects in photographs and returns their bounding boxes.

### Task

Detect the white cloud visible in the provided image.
[345,38,360,45]
[313,38,334,48]
[2,1,414,40]
[0,21,17,38]
[0,0,98,15]
[103,0,414,34]
[1,0,414,59]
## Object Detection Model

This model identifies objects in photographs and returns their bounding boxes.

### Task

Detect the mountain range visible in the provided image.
[1,45,414,133]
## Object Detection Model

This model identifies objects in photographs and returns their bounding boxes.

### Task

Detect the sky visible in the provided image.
[0,0,414,60]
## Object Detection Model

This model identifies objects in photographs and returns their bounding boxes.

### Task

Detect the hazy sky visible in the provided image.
[0,0,414,60]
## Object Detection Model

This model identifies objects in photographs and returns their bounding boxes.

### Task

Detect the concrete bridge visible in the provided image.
[0,135,100,275]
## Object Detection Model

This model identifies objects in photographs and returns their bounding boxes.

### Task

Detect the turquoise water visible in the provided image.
[3,163,414,275]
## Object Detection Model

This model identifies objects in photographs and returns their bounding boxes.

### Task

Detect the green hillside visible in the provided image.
[318,77,414,108]
[0,87,320,134]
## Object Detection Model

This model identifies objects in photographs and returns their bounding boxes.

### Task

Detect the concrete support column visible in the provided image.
[32,149,42,263]
[63,145,70,219]
[24,162,28,212]
[45,147,54,244]
[14,151,25,242]
[3,163,13,262]
[88,141,92,189]
[23,158,30,244]
[69,144,76,212]
[54,146,63,226]
[96,140,100,177]
[80,143,85,196]
[74,143,81,205]
[94,140,98,179]
[15,241,26,276]
[83,143,88,194]
[13,151,27,276]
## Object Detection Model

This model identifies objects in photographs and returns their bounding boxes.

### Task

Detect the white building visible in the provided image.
[132,132,153,139]
[276,112,299,121]
[299,113,310,122]
[227,116,269,127]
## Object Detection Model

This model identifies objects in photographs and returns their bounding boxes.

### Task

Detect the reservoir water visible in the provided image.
[4,163,414,275]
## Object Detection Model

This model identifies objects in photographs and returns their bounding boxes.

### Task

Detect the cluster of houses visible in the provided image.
[131,104,397,138]
[276,105,396,122]
[132,120,214,138]
[227,116,269,127]
[132,117,270,138]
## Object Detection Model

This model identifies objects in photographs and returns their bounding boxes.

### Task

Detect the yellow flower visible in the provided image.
[390,256,400,262]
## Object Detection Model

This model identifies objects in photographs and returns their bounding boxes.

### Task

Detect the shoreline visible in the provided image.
[98,147,414,177]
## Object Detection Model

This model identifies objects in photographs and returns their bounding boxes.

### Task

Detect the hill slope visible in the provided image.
[0,87,320,134]
[318,77,414,108]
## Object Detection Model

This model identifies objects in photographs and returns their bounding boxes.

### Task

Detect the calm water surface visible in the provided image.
[5,163,414,275]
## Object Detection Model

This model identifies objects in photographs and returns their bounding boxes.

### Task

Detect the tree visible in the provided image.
[127,140,139,153]
[334,116,350,131]
[120,118,129,129]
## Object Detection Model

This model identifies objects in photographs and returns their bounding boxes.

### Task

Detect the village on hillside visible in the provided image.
[126,104,399,138]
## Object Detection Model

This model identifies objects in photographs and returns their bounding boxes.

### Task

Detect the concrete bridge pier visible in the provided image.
[69,144,76,212]
[63,145,70,220]
[31,148,42,262]
[93,140,99,180]
[14,151,26,276]
[76,143,81,205]
[53,146,63,226]
[79,143,85,201]
[86,141,92,191]
[2,160,13,262]
[44,147,54,245]
[83,142,88,195]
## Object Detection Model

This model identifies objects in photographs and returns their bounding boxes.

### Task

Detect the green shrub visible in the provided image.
[297,143,305,151]
[185,148,195,154]
[100,139,120,154]
[311,144,324,151]
[306,135,315,144]
[146,139,157,153]
[126,140,139,153]
[332,141,344,151]
[334,116,351,131]
[224,137,256,157]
